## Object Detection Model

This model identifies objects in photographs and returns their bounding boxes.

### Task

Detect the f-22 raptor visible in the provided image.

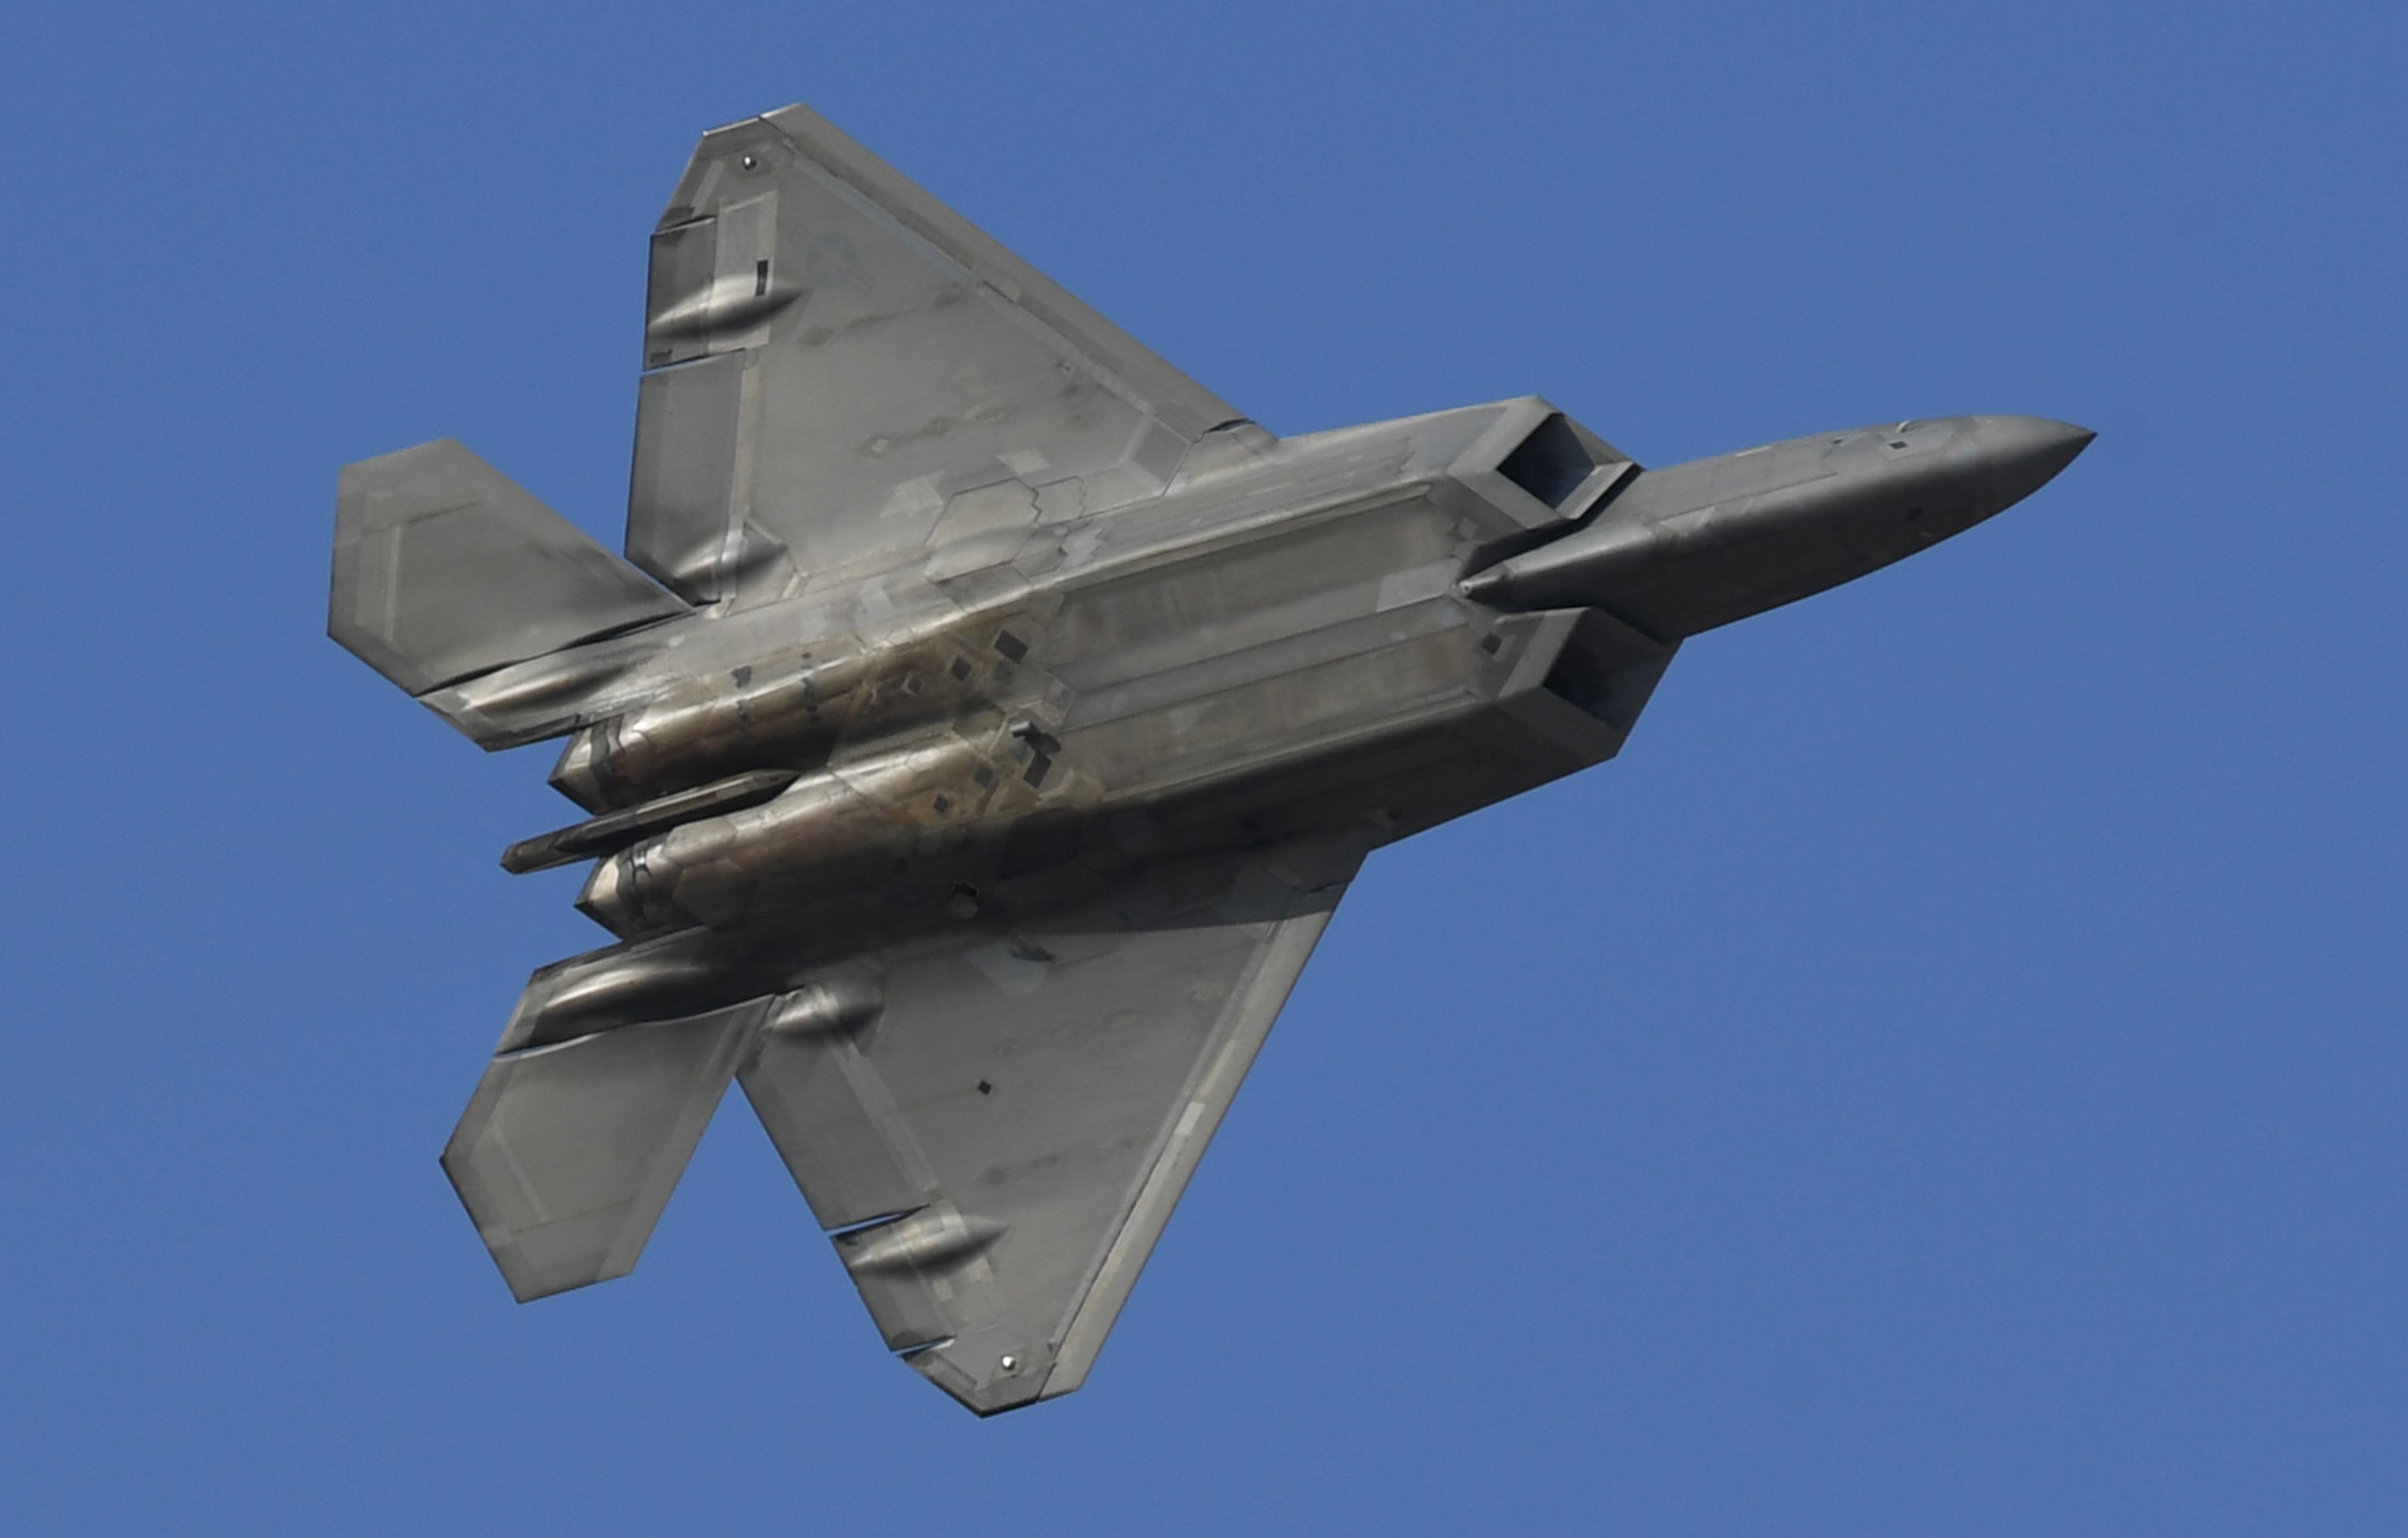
[331,103,2090,1414]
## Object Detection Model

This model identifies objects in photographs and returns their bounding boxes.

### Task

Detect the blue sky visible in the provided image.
[2,2,2402,1532]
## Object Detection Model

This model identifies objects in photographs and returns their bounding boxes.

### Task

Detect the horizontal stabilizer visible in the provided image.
[442,1001,758,1301]
[332,439,689,698]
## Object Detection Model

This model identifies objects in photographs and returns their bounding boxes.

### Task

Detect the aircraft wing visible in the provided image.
[438,840,1356,1414]
[627,102,1247,605]
[743,841,1356,1414]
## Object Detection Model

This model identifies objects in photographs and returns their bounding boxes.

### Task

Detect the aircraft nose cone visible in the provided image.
[1964,415,2096,506]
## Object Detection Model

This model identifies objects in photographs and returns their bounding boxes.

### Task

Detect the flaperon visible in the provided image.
[330,102,2091,1414]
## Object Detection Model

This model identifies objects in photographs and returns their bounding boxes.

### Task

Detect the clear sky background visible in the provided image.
[2,2,2401,1532]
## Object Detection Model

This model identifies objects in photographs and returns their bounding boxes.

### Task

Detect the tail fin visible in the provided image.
[330,440,688,731]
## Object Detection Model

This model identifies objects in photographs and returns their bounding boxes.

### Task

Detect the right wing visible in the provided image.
[626,103,1247,604]
[740,841,1359,1414]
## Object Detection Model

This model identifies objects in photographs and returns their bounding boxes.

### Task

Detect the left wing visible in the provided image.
[626,103,1246,605]
[740,842,1359,1414]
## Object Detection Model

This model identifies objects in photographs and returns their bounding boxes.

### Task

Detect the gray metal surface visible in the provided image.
[442,999,759,1300]
[743,842,1353,1412]
[330,102,2093,1415]
[626,102,1241,607]
[330,439,688,711]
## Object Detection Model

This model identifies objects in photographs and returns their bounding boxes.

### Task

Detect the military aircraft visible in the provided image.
[330,102,2091,1415]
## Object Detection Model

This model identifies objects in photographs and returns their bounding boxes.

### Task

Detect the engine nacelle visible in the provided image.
[548,644,870,812]
[547,605,1057,813]
[574,729,1037,938]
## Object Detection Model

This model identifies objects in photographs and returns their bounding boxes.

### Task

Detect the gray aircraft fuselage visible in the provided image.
[333,100,2095,1416]
[471,400,2088,1049]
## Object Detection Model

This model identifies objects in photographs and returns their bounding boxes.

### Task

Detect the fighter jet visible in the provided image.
[330,103,2091,1415]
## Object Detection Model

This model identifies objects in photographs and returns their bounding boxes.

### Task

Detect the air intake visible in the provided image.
[1496,412,1600,510]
